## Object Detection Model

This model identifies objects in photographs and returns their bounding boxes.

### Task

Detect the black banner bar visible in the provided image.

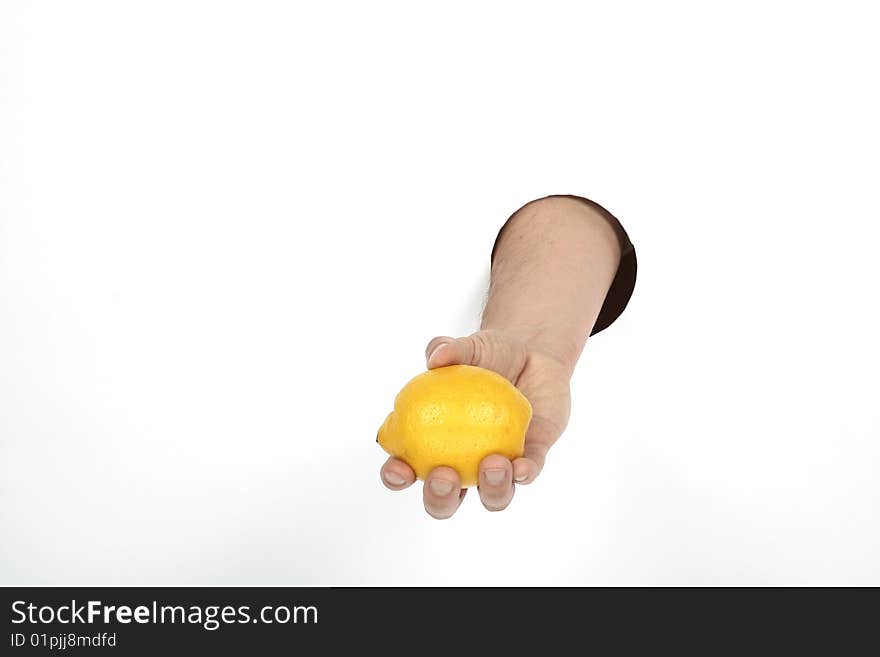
[1,587,875,653]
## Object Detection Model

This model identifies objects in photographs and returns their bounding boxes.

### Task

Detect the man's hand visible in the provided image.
[379,329,571,519]
[379,195,623,519]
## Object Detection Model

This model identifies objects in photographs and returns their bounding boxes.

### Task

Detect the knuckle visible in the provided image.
[465,333,483,365]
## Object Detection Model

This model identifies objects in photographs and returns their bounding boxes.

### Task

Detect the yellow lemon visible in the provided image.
[377,364,532,487]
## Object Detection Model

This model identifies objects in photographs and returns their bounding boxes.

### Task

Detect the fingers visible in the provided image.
[478,454,514,511]
[380,457,416,491]
[423,466,465,519]
[382,460,468,519]
[512,416,559,485]
[512,446,547,485]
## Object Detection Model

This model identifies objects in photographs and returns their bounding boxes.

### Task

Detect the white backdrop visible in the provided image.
[1,1,878,585]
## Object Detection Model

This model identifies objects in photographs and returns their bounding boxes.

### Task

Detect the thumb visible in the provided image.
[424,331,528,382]
[425,335,478,369]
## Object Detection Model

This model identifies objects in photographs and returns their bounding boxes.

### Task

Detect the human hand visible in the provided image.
[379,329,572,519]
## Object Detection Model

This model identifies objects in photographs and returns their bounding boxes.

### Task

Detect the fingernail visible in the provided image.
[428,342,448,363]
[384,472,406,486]
[514,473,528,483]
[484,468,506,485]
[429,479,454,496]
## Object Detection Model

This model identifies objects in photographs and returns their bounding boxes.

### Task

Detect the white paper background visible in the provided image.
[1,1,878,585]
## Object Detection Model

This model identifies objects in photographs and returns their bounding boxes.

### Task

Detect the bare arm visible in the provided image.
[381,195,627,518]
[482,195,622,375]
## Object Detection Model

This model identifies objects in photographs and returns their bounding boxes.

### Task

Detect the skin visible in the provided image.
[380,195,623,518]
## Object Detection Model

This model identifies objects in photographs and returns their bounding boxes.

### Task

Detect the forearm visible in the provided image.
[481,196,622,375]
[381,196,627,511]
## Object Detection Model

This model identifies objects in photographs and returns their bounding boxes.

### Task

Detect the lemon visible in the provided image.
[377,364,532,487]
